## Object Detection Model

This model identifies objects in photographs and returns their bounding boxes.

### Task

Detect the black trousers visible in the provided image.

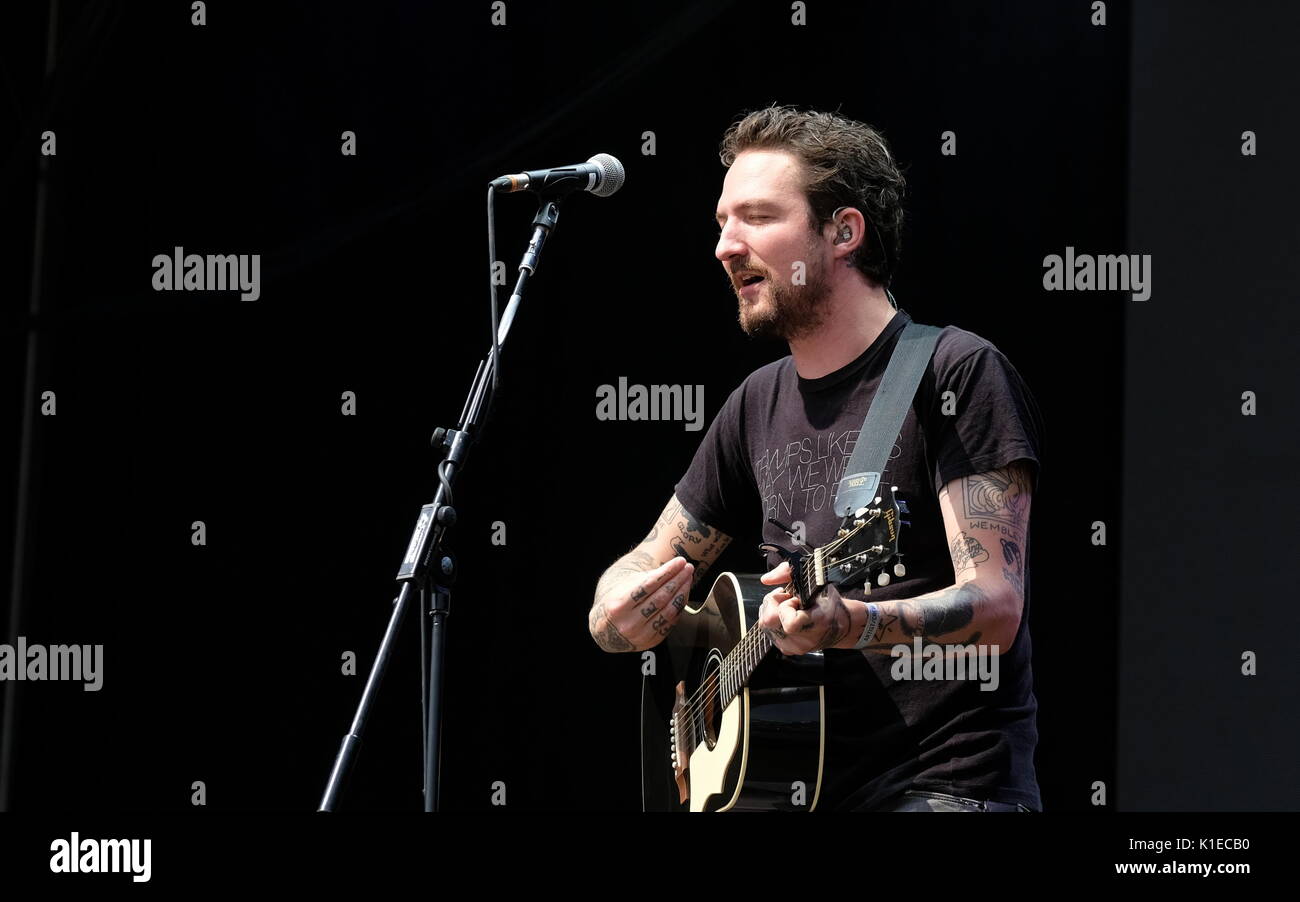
[864,789,1034,812]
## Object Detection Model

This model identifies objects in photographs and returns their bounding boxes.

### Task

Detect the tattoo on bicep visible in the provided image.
[646,500,682,544]
[949,531,989,573]
[683,509,712,538]
[999,537,1023,571]
[959,465,1030,529]
[1000,537,1025,596]
[671,504,715,548]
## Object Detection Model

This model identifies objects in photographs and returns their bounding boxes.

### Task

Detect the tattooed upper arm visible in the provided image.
[936,462,1033,600]
[637,494,734,590]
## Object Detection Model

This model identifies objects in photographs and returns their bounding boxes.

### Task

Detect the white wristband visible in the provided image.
[853,603,882,650]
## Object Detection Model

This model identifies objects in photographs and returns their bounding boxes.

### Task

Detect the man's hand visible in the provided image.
[757,560,853,655]
[590,556,695,653]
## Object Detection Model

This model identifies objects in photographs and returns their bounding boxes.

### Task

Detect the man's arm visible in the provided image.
[589,494,734,653]
[823,461,1032,654]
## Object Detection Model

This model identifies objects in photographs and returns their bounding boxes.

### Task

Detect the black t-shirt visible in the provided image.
[673,307,1045,811]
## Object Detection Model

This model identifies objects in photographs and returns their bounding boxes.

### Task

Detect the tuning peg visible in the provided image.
[877,572,891,587]
[894,562,906,578]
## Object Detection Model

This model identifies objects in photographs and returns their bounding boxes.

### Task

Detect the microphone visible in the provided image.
[491,153,625,197]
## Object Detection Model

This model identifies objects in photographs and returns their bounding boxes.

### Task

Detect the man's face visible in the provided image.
[714,150,833,341]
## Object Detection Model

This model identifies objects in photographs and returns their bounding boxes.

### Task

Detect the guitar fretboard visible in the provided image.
[679,560,814,755]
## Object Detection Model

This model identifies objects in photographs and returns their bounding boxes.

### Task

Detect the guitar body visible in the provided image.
[641,572,826,812]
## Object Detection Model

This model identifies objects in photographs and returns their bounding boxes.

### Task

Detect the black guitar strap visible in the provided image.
[831,317,943,520]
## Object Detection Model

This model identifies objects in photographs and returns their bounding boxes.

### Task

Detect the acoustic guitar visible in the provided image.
[640,487,910,811]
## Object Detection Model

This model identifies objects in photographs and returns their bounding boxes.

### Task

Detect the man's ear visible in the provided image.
[827,205,866,256]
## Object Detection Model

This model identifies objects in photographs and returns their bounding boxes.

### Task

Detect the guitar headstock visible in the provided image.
[761,485,910,601]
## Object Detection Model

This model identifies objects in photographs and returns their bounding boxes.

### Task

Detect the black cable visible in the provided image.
[487,184,500,395]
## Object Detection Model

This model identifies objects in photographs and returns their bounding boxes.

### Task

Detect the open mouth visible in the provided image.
[737,272,766,290]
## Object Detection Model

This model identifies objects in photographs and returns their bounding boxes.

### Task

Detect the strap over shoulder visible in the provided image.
[831,321,943,519]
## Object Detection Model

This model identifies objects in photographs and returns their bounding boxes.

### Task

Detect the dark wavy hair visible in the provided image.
[719,104,906,288]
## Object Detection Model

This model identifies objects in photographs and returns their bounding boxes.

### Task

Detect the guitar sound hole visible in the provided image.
[700,656,723,750]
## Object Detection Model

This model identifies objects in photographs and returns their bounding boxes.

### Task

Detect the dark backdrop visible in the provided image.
[1121,0,1300,811]
[4,0,1131,811]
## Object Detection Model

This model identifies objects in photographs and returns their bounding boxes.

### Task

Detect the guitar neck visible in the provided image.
[719,619,776,707]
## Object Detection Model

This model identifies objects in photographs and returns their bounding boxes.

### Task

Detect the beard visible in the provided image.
[736,253,832,341]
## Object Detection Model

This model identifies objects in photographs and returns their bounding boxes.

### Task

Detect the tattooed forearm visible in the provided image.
[854,581,989,654]
[819,596,852,647]
[640,499,734,592]
[667,505,731,589]
[592,497,732,651]
[671,542,703,568]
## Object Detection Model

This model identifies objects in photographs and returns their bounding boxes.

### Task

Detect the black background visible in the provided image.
[0,0,1289,816]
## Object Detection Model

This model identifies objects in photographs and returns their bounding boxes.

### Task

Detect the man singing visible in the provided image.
[588,104,1044,812]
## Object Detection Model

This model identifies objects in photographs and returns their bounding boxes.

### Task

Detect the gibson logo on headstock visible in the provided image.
[885,509,896,542]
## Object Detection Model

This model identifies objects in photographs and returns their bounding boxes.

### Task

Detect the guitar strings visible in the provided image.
[674,533,834,727]
[671,629,761,739]
[668,512,886,746]
[672,615,778,738]
[671,551,823,730]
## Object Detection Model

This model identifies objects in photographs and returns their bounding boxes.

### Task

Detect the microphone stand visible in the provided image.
[319,195,563,812]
